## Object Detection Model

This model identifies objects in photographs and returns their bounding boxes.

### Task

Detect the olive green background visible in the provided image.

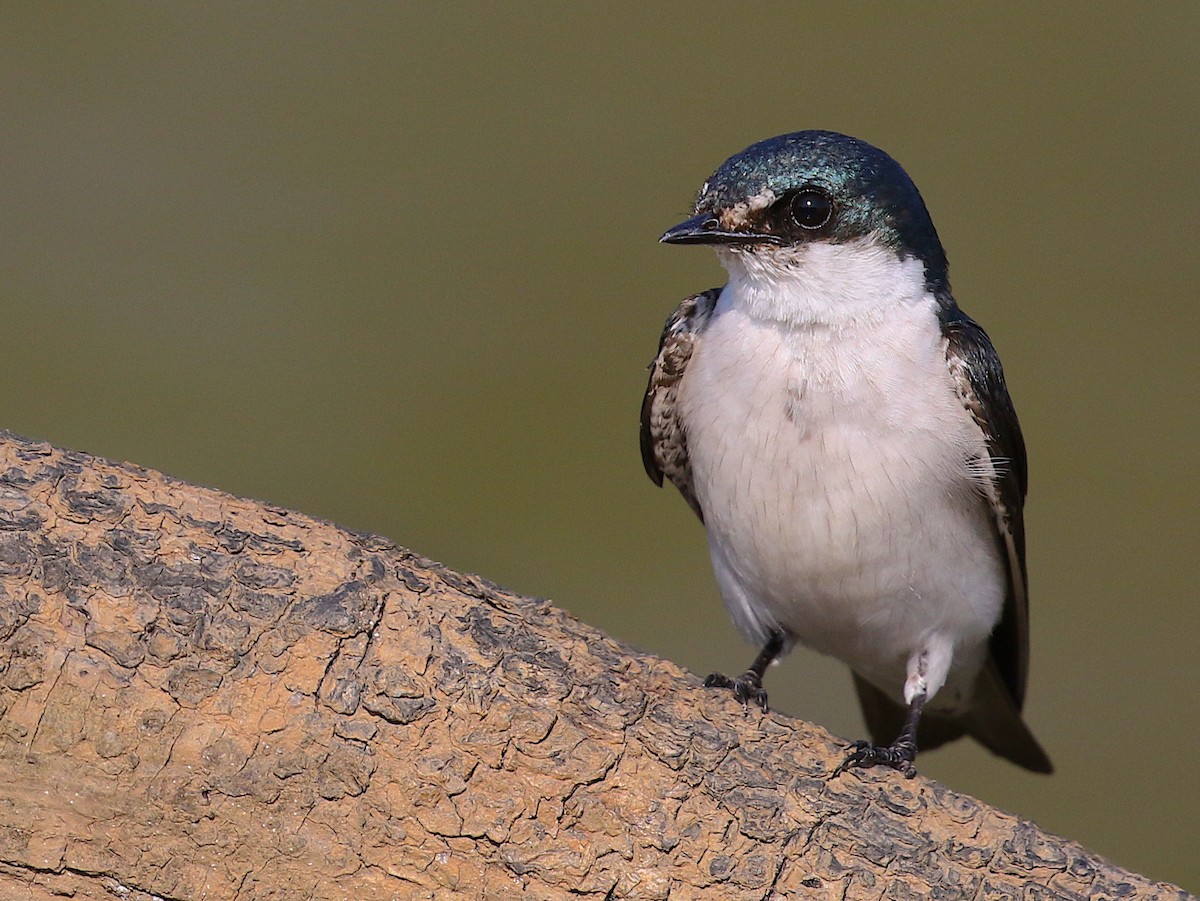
[2,4,1197,890]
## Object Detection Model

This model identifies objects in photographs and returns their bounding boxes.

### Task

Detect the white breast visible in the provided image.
[679,241,1004,706]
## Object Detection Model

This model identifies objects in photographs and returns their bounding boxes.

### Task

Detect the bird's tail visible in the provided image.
[958,659,1053,773]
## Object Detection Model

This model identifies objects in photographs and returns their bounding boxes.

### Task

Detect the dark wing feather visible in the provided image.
[640,288,721,521]
[939,304,1031,707]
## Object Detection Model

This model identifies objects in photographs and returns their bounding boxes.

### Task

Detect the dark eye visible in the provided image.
[789,189,833,230]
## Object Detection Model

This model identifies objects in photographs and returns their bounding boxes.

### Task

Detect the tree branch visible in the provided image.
[0,431,1189,900]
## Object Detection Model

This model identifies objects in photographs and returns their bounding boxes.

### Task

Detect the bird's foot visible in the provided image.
[833,739,918,779]
[704,669,769,711]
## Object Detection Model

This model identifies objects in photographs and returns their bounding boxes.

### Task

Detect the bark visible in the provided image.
[0,430,1189,901]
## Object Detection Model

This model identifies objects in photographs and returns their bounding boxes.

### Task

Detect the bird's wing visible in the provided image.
[859,303,1050,773]
[640,288,721,522]
[940,304,1031,707]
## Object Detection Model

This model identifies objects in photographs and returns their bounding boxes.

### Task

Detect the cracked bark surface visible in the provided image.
[0,431,1190,901]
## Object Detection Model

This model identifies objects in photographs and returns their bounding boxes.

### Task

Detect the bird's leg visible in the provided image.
[704,629,786,712]
[834,691,927,778]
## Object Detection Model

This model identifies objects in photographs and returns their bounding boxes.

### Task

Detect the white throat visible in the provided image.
[716,239,931,326]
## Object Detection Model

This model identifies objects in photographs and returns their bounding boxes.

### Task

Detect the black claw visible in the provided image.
[833,739,918,779]
[704,632,785,713]
[704,670,770,711]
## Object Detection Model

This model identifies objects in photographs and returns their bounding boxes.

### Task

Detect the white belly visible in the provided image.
[679,285,1004,707]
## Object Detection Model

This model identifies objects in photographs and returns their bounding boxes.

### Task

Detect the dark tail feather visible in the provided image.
[852,663,1053,774]
[962,658,1053,773]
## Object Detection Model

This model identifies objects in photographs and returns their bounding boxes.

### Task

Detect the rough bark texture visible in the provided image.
[0,431,1189,901]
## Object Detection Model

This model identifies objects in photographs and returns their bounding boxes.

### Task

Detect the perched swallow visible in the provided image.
[641,131,1051,775]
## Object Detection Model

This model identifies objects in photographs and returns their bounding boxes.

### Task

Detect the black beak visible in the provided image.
[659,212,782,246]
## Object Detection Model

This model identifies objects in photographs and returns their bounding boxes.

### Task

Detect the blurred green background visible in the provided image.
[2,4,1196,890]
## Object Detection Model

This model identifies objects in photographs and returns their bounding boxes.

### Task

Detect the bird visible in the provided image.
[640,130,1052,776]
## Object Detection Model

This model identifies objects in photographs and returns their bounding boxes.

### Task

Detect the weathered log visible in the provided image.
[0,431,1189,900]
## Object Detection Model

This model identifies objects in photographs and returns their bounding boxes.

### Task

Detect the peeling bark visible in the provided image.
[0,431,1189,900]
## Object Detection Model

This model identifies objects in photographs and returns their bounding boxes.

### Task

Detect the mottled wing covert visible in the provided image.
[940,304,1031,707]
[640,288,721,521]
